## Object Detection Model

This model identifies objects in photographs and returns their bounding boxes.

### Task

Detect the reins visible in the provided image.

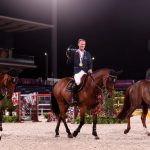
[88,73,103,91]
[89,73,116,94]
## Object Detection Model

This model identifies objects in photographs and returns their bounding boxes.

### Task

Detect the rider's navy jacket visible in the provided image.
[67,49,92,74]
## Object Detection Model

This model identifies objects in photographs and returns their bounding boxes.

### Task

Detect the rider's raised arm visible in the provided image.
[66,51,73,65]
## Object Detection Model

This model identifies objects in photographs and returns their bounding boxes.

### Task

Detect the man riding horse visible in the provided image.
[52,39,121,139]
[66,38,93,104]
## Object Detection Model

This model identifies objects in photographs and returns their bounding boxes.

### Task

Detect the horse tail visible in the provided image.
[51,86,60,116]
[117,87,131,120]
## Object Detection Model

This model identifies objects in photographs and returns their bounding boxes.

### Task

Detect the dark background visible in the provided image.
[0,0,150,80]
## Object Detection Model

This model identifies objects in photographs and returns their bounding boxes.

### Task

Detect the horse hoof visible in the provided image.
[68,134,73,138]
[92,132,97,137]
[124,129,129,134]
[147,133,150,136]
[55,135,60,138]
[0,131,2,140]
[73,131,78,137]
[95,136,100,140]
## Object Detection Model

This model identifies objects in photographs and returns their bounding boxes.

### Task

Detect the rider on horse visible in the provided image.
[66,38,93,104]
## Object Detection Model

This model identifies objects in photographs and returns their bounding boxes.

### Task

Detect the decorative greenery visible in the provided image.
[73,114,126,124]
[97,116,125,124]
[114,91,124,97]
[1,98,17,116]
[2,115,17,122]
[113,91,125,113]
[102,89,115,117]
[43,113,48,119]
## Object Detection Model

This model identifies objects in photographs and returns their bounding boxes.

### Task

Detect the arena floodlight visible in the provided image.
[92,57,95,60]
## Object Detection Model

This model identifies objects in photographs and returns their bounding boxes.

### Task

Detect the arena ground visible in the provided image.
[0,116,150,150]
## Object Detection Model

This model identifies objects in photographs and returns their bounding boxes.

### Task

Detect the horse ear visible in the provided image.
[116,70,123,76]
[109,69,123,77]
[7,69,21,77]
[109,70,117,77]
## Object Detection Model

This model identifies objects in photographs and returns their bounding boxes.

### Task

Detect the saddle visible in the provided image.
[66,74,87,92]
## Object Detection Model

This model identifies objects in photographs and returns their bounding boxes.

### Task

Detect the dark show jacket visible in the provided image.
[67,49,92,74]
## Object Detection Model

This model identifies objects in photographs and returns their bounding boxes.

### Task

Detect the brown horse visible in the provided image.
[51,68,119,139]
[0,70,18,140]
[117,79,150,135]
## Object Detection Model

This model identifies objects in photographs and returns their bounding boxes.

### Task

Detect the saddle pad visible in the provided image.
[66,80,75,92]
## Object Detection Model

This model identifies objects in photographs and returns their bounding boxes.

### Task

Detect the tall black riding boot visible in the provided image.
[71,84,78,104]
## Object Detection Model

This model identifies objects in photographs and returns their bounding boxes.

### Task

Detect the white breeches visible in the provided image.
[74,70,86,85]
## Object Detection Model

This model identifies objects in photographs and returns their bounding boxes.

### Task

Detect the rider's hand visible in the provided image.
[88,69,92,74]
[66,52,70,59]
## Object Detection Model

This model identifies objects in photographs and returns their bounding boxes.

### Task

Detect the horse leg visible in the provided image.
[59,104,73,138]
[92,113,99,140]
[73,106,86,137]
[55,116,62,137]
[141,103,150,136]
[61,116,73,138]
[124,106,136,134]
[124,117,131,134]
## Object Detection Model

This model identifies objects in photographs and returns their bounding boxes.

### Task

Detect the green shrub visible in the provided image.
[102,90,114,117]
[2,115,17,122]
[44,113,48,119]
[84,114,93,124]
[1,98,17,116]
[73,116,80,124]
[73,115,126,124]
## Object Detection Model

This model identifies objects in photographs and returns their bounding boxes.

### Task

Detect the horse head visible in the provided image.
[92,68,122,97]
[103,69,123,97]
[0,69,19,100]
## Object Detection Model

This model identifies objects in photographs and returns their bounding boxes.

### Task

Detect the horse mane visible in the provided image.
[93,68,114,77]
[93,69,101,74]
[93,68,115,73]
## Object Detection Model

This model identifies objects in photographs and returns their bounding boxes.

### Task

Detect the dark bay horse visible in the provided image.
[117,80,150,135]
[51,68,118,139]
[0,71,18,140]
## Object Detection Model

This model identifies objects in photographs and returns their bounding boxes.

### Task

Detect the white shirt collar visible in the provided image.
[77,49,85,58]
[77,49,85,52]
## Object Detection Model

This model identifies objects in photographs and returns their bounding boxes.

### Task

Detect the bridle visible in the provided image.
[89,73,117,95]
